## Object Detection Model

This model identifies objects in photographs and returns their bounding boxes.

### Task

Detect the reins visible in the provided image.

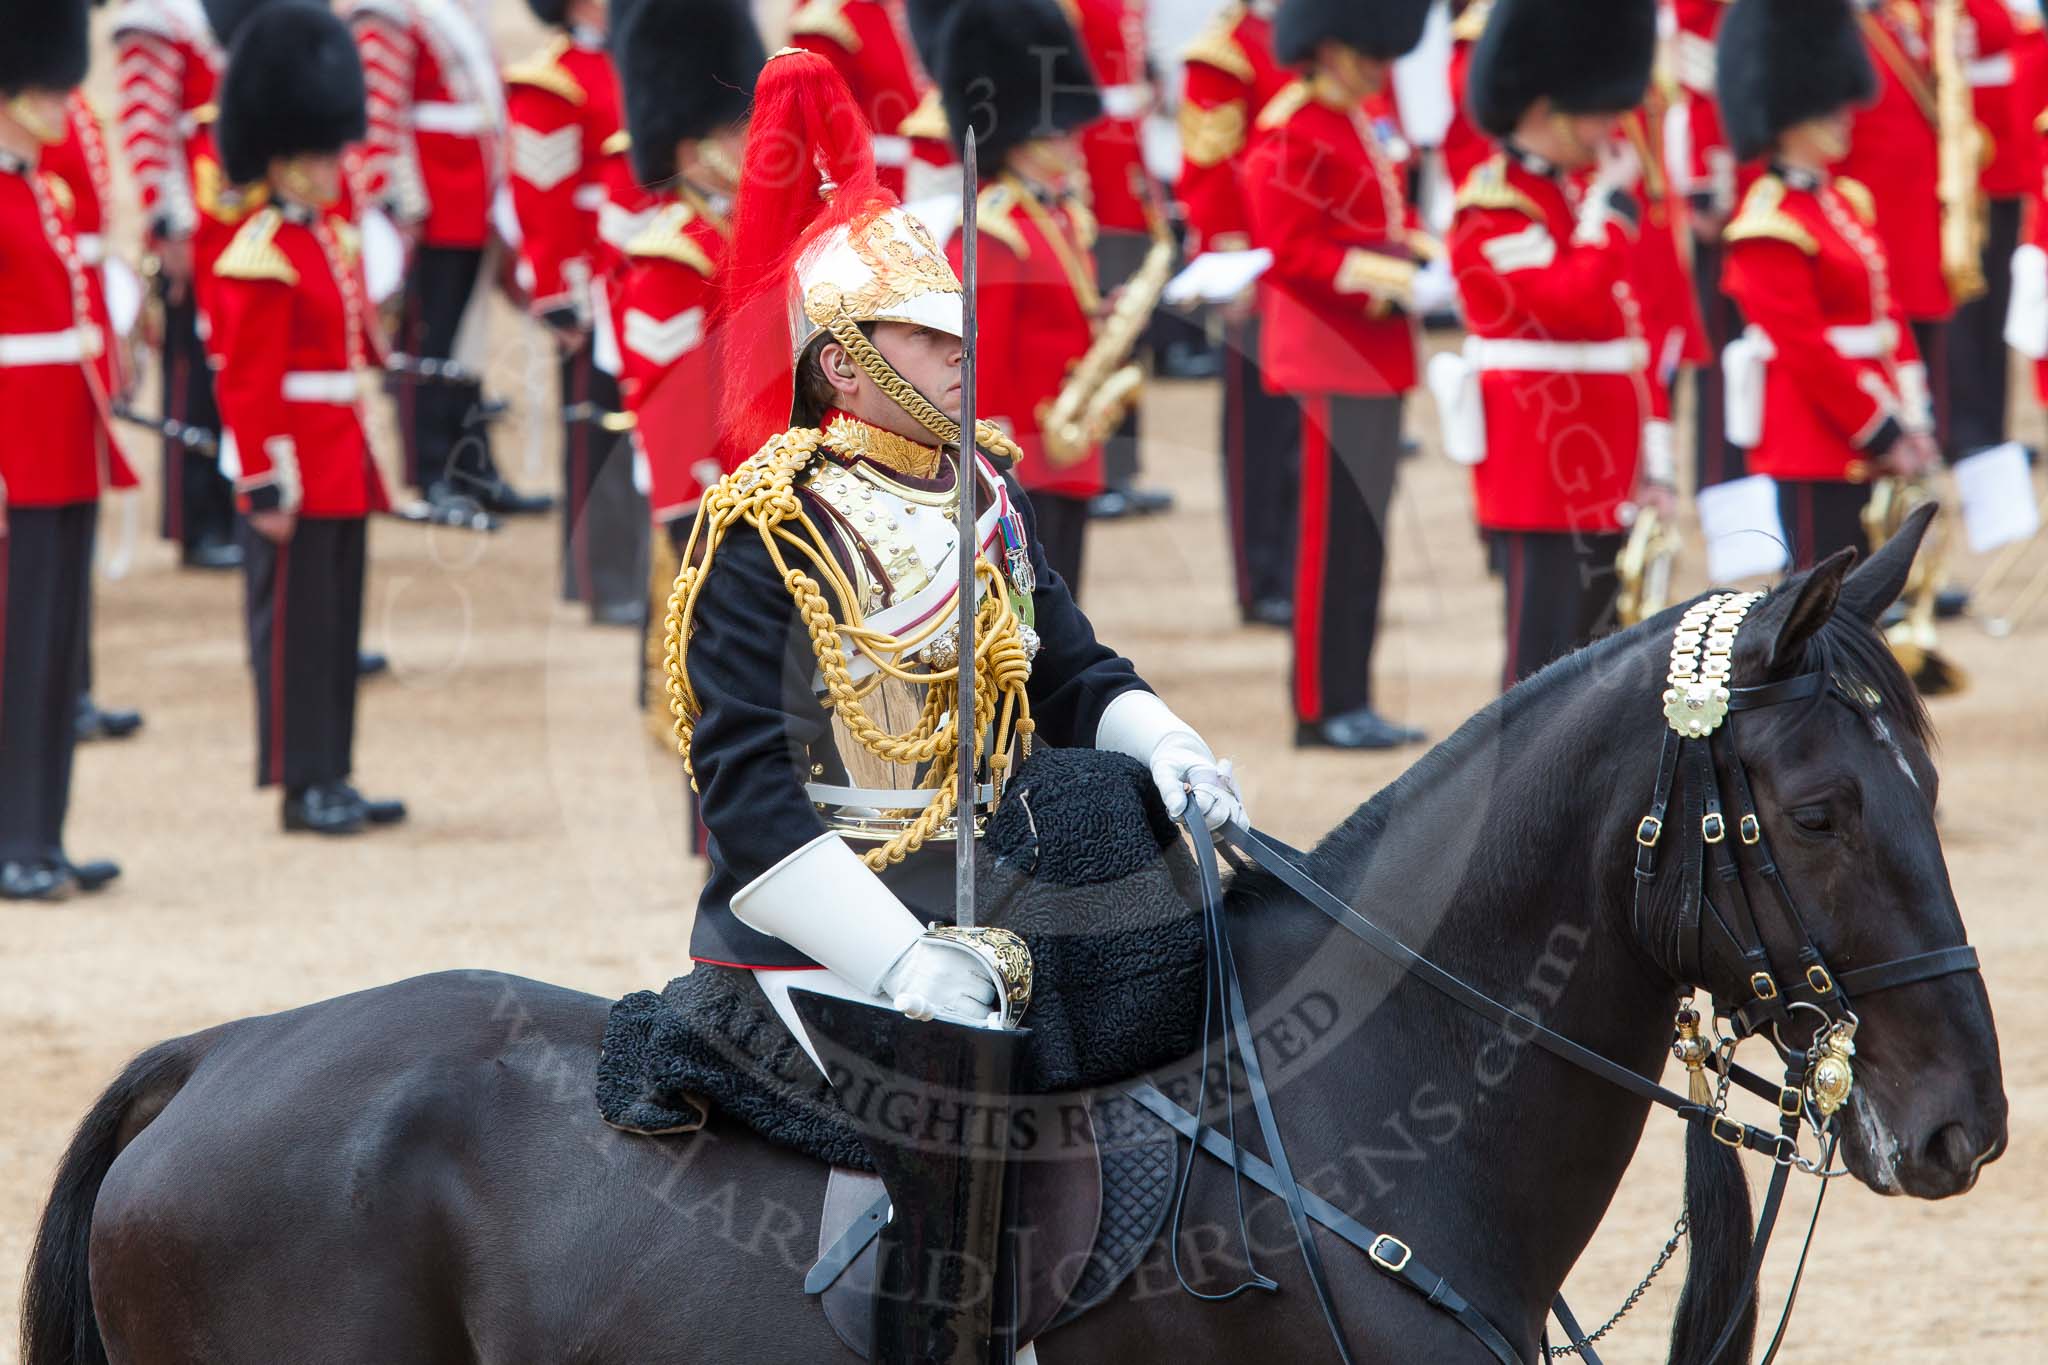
[1148,593,1982,1363]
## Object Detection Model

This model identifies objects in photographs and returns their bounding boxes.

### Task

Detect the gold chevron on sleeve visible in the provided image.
[215,208,299,284]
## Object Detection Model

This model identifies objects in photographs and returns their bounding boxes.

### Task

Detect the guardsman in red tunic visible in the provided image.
[788,0,934,199]
[1619,94,1710,484]
[0,0,125,900]
[1448,0,1664,689]
[1836,0,1951,435]
[211,5,408,836]
[40,91,147,747]
[1442,0,1494,189]
[505,0,645,623]
[1244,0,1433,749]
[346,0,549,518]
[1176,0,1302,626]
[1717,0,1940,567]
[931,0,1110,594]
[615,0,761,553]
[1949,0,2028,455]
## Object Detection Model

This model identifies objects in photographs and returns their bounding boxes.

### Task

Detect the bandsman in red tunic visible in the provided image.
[788,0,936,199]
[1716,0,1940,567]
[1176,0,1302,626]
[1618,93,1710,483]
[211,4,409,836]
[1244,0,1433,749]
[346,0,548,517]
[1447,0,1664,688]
[505,0,645,623]
[0,0,126,900]
[1442,0,1495,190]
[931,0,1111,594]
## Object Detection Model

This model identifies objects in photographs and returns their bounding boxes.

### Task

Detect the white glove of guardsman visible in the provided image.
[1095,690,1249,833]
[730,833,1004,1026]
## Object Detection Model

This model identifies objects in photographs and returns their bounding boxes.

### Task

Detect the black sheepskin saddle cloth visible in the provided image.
[595,748,1206,1169]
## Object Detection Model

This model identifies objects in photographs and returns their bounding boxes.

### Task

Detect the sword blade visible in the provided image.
[955,130,980,929]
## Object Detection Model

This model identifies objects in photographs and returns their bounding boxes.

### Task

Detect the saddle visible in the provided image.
[807,1091,1179,1354]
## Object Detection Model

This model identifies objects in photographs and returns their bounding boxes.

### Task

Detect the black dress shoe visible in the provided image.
[283,783,367,835]
[339,784,407,826]
[75,695,144,742]
[591,599,645,627]
[1295,708,1426,751]
[1158,342,1223,380]
[1124,487,1176,516]
[424,483,503,532]
[1089,490,1134,520]
[1,860,73,901]
[1934,588,1970,621]
[63,857,121,892]
[1245,597,1294,628]
[477,478,555,516]
[357,652,390,679]
[181,538,244,571]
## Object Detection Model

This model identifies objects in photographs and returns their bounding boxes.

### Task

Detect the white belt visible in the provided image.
[412,101,491,135]
[1101,83,1151,119]
[1826,322,1895,359]
[1470,337,1648,374]
[872,134,911,166]
[1969,54,2015,88]
[572,183,606,211]
[282,370,357,403]
[73,232,104,266]
[805,782,999,811]
[0,325,100,366]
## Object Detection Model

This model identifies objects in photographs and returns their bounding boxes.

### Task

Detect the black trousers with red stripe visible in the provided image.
[559,338,646,613]
[397,245,501,495]
[1028,492,1091,603]
[157,290,235,549]
[1949,195,2022,456]
[1776,479,1870,572]
[1690,232,1749,488]
[1220,315,1302,614]
[1494,529,1628,690]
[242,516,365,793]
[0,504,93,864]
[1910,318,1951,455]
[1094,229,1151,492]
[1292,394,1401,723]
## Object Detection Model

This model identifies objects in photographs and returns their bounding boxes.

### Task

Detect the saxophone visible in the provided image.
[1042,232,1176,468]
[1862,477,1969,696]
[1933,0,1988,305]
[1615,505,1682,628]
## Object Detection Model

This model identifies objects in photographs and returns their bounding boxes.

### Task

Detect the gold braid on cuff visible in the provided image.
[924,923,1035,1023]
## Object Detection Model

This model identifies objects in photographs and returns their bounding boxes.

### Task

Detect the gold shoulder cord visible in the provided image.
[663,422,1036,871]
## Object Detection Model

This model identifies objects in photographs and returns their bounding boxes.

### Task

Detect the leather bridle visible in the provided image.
[1141,636,1982,1365]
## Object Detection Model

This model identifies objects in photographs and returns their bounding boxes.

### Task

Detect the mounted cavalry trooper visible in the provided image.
[209,2,409,837]
[345,0,551,520]
[1243,0,1436,750]
[0,0,128,901]
[1715,0,1941,568]
[665,47,1246,1358]
[504,0,646,625]
[1443,0,1667,688]
[108,0,276,571]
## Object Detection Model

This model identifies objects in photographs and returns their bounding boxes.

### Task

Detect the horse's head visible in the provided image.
[1705,506,2006,1198]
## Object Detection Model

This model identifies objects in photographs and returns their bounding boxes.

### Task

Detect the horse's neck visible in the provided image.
[1237,692,1681,1329]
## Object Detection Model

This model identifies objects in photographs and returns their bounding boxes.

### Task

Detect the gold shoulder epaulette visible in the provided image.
[1724,175,1819,255]
[1451,0,1494,43]
[215,208,298,284]
[1179,99,1249,169]
[1255,80,1312,132]
[628,203,716,276]
[897,87,948,141]
[976,182,1029,256]
[505,37,585,105]
[1453,155,1543,222]
[790,0,860,52]
[1833,176,1877,225]
[601,129,631,157]
[1181,6,1254,84]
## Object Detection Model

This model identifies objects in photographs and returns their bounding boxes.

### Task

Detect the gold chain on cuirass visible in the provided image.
[663,422,1034,871]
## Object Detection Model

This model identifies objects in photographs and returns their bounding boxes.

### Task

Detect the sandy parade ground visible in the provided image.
[4,6,2046,1362]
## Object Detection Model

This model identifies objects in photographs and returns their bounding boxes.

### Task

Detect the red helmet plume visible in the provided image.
[719,49,893,465]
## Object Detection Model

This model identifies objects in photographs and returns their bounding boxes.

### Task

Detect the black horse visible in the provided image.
[23,518,2005,1364]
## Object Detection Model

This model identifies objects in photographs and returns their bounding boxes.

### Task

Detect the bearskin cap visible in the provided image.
[1273,0,1434,66]
[930,0,1102,165]
[1716,0,1877,161]
[202,0,290,47]
[904,0,951,74]
[619,0,766,185]
[525,0,573,27]
[218,3,368,185]
[1466,0,1658,137]
[0,0,90,96]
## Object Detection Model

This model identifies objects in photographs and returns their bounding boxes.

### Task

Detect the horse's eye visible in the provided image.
[1790,806,1834,833]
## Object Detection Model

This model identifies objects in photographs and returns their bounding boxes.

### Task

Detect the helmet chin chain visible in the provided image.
[826,318,964,448]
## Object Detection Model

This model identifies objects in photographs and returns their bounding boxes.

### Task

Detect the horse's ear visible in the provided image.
[1837,501,1938,624]
[1743,549,1856,676]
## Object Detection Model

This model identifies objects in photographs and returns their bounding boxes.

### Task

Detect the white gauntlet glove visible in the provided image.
[879,938,1000,1023]
[1096,690,1249,832]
